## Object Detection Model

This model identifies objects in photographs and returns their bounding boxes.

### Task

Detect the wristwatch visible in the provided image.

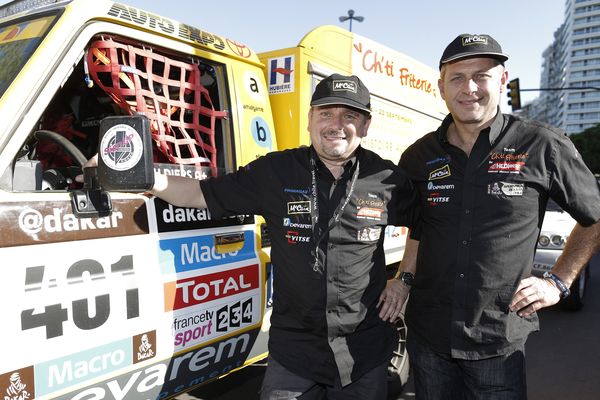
[396,271,415,286]
[543,271,571,299]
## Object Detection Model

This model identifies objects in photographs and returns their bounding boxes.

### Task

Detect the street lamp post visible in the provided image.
[339,9,364,32]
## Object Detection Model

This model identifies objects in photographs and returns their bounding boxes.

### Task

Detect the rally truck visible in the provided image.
[0,0,445,398]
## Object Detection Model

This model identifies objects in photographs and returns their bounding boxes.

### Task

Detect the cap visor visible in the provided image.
[311,97,371,113]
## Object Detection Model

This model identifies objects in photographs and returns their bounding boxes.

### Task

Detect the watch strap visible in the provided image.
[543,272,571,299]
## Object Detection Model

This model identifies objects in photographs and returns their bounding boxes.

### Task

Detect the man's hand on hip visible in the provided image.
[509,276,561,317]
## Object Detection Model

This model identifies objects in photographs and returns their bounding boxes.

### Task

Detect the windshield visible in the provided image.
[0,14,56,99]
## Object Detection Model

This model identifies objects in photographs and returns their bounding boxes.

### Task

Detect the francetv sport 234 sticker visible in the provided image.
[100,124,144,171]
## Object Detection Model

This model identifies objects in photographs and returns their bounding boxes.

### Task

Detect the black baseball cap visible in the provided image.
[310,74,371,114]
[439,34,508,70]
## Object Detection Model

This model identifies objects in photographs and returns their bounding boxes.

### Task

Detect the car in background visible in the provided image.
[532,199,590,311]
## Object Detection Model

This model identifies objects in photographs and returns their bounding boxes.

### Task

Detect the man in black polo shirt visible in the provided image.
[149,73,416,399]
[391,34,600,399]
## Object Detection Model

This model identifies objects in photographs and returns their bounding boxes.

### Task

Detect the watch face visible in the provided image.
[401,272,414,286]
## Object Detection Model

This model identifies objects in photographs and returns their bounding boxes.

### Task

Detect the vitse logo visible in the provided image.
[165,264,259,311]
[427,193,450,205]
[285,231,310,244]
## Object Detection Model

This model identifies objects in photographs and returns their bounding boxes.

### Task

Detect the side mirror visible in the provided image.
[97,115,154,191]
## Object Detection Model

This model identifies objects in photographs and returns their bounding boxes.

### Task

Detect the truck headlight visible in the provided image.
[551,235,564,246]
[538,235,550,247]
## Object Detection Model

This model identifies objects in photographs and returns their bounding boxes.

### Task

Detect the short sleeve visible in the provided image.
[549,134,600,226]
[200,157,268,218]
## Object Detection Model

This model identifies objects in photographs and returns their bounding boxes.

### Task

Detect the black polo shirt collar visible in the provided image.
[436,107,508,146]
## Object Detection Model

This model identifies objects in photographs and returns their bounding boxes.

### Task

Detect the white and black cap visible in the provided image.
[439,34,509,70]
[310,73,371,114]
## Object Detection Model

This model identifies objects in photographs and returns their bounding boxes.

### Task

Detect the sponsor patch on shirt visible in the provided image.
[287,201,311,214]
[488,161,525,174]
[356,207,384,220]
[427,192,450,206]
[427,181,455,191]
[357,226,382,242]
[487,182,524,196]
[356,195,385,208]
[425,155,451,166]
[283,218,312,229]
[428,164,451,180]
[285,230,311,244]
[283,187,310,195]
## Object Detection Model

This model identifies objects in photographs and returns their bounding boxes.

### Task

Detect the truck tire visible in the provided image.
[387,314,410,395]
[561,264,590,311]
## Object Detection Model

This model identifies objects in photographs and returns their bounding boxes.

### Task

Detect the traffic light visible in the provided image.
[507,78,521,112]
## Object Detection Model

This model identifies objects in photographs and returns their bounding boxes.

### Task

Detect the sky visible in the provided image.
[2,0,566,112]
[120,0,566,113]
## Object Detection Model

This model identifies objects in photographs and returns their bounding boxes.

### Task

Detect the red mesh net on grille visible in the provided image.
[86,38,227,176]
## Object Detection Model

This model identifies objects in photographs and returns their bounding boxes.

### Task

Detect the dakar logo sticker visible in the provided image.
[487,182,524,196]
[1,368,34,400]
[134,331,156,363]
[100,124,143,171]
[428,164,451,180]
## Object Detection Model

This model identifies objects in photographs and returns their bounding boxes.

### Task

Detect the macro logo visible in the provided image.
[333,80,357,93]
[34,339,131,396]
[159,230,255,273]
[428,164,451,180]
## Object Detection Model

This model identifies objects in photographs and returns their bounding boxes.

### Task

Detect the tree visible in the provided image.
[569,125,600,174]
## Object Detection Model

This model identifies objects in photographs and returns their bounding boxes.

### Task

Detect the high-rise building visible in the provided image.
[529,0,600,134]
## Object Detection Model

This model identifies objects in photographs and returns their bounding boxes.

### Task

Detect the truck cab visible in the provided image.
[0,1,274,398]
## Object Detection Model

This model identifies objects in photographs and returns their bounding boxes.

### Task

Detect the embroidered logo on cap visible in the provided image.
[333,80,358,93]
[462,35,488,46]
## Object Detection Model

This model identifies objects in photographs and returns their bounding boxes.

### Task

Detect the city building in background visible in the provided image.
[527,0,600,134]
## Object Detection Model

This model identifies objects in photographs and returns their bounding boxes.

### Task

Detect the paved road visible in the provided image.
[180,253,600,400]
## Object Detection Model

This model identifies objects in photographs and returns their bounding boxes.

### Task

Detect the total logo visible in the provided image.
[285,231,311,244]
[427,193,450,206]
